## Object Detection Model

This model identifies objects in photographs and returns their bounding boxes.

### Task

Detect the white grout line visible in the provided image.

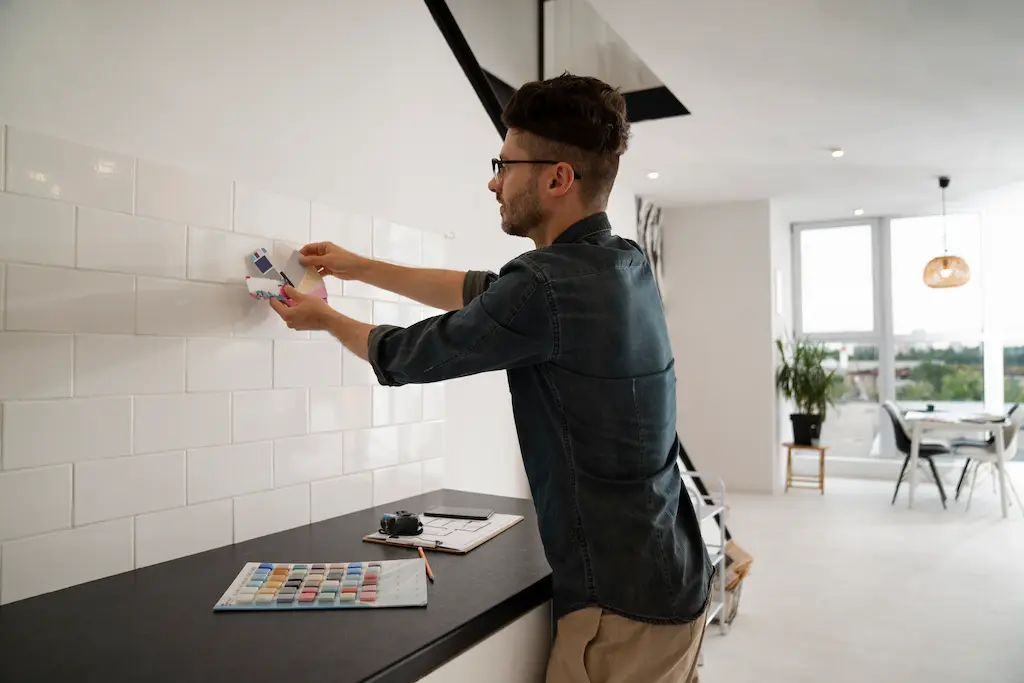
[0,124,7,192]
[229,181,237,231]
[1,262,6,331]
[131,157,138,215]
[269,439,275,489]
[128,395,135,455]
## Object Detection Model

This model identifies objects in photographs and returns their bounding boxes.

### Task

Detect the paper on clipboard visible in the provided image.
[363,512,524,554]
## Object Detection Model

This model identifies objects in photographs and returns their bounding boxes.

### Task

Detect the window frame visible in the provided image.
[792,217,883,344]
[792,218,892,404]
[794,211,1002,427]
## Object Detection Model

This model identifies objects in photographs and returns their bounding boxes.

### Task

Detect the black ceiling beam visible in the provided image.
[623,86,691,123]
[426,0,690,136]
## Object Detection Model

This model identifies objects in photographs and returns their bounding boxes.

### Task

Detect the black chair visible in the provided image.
[883,401,953,508]
[952,403,1019,500]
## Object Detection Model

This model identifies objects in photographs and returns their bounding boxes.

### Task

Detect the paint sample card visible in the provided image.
[280,249,328,300]
[213,559,427,611]
[245,246,328,302]
[246,276,286,300]
[268,244,328,300]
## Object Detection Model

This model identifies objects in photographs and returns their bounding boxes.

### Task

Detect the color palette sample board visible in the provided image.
[245,246,329,303]
[213,559,427,611]
[363,513,524,553]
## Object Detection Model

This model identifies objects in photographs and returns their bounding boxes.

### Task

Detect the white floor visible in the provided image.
[699,468,1024,683]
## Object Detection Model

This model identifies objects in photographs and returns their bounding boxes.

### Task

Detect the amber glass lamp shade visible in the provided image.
[923,254,970,288]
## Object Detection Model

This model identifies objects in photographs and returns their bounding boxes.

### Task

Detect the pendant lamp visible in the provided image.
[923,176,970,288]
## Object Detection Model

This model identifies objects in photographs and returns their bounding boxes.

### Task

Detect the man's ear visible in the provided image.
[548,163,575,197]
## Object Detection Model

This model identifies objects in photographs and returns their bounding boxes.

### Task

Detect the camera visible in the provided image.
[379,510,423,536]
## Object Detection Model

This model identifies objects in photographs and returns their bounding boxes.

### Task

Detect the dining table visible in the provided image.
[904,410,1012,517]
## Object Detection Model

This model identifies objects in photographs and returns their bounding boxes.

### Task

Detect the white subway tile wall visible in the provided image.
[5,127,134,212]
[187,226,266,284]
[233,184,310,244]
[134,500,233,569]
[0,126,447,604]
[76,208,187,279]
[310,472,373,523]
[273,340,342,388]
[73,451,186,525]
[0,333,74,400]
[186,442,273,504]
[7,264,136,334]
[372,219,422,266]
[0,193,76,267]
[135,160,231,230]
[373,462,424,507]
[422,458,445,493]
[310,386,372,432]
[75,334,186,396]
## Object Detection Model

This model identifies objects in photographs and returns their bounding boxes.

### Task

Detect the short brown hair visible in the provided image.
[501,73,630,206]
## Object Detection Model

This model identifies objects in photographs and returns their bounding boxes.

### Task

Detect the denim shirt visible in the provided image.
[368,212,713,624]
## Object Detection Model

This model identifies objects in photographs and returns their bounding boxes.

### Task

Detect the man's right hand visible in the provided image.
[299,242,369,281]
[299,239,468,312]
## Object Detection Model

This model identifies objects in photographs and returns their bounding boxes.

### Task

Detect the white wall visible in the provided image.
[661,201,779,493]
[608,183,638,243]
[0,0,526,604]
[769,200,796,491]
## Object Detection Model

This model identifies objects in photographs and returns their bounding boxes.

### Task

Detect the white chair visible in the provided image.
[953,408,1024,514]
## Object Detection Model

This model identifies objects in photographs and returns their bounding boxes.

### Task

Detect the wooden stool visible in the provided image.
[784,443,828,494]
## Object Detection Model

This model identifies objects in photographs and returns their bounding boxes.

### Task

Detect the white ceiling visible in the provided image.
[587,0,1024,221]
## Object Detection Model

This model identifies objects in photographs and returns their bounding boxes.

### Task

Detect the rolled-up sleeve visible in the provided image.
[368,260,553,386]
[462,269,498,305]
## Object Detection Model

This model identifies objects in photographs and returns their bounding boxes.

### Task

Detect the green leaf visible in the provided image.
[774,335,836,420]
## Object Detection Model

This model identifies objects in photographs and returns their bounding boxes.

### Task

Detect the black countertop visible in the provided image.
[0,490,552,683]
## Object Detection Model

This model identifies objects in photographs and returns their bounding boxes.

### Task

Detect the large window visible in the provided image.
[798,225,874,334]
[793,211,1012,460]
[1004,346,1024,405]
[890,214,983,336]
[894,342,984,414]
[819,343,881,459]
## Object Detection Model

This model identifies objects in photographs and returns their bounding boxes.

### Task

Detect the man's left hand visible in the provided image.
[270,285,337,331]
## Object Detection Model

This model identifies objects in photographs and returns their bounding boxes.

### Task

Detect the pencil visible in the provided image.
[418,546,435,583]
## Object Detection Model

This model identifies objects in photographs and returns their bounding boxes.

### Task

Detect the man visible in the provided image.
[272,73,713,682]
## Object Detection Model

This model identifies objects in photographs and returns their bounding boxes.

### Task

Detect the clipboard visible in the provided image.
[362,512,524,554]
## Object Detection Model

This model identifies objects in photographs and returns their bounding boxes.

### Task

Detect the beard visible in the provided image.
[499,186,546,238]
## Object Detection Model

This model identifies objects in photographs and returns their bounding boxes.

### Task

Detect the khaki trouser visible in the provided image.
[545,600,710,683]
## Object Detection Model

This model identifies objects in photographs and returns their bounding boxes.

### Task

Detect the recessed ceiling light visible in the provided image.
[830,148,845,158]
[854,208,864,216]
[646,171,660,180]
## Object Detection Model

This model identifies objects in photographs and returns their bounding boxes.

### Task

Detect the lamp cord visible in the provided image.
[942,184,948,255]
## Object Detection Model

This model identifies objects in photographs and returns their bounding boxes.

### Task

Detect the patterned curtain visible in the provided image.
[635,196,664,295]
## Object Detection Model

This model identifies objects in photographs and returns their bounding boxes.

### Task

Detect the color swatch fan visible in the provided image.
[245,247,328,302]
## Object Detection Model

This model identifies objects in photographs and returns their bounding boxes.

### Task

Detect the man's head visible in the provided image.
[488,73,630,241]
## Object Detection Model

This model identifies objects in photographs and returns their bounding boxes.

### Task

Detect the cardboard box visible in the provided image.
[722,540,753,624]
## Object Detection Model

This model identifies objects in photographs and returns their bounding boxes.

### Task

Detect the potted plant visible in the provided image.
[774,337,838,446]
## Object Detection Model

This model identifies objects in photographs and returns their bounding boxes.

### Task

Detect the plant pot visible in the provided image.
[790,413,822,446]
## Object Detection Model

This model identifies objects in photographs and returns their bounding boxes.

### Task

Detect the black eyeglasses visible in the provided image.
[491,158,582,180]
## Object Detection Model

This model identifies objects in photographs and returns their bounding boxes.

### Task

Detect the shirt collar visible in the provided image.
[551,212,612,246]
